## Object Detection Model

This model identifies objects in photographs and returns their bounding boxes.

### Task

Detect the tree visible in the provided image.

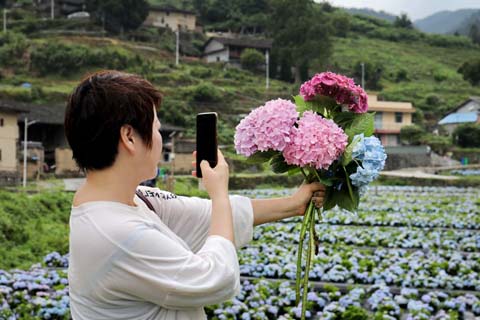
[394,13,413,29]
[452,123,480,148]
[468,23,480,45]
[240,48,264,72]
[458,59,480,86]
[353,61,383,90]
[268,0,333,83]
[86,0,149,34]
[400,125,425,145]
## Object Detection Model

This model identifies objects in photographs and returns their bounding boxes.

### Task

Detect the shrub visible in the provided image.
[190,83,222,102]
[0,31,29,68]
[458,59,480,86]
[30,42,145,76]
[452,123,480,148]
[240,48,265,72]
[395,69,409,82]
[400,125,425,145]
[30,42,90,76]
[421,134,452,155]
[190,67,213,79]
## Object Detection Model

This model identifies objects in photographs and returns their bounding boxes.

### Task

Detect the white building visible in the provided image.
[202,37,272,67]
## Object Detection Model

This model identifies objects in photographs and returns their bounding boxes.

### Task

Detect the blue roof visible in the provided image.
[439,112,478,125]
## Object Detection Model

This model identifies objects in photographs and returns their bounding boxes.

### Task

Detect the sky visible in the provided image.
[321,0,480,20]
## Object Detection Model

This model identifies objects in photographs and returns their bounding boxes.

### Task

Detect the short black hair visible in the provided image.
[64,70,163,171]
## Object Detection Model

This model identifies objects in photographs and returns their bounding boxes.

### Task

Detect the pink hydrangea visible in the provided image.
[300,72,368,113]
[283,111,348,169]
[234,99,298,156]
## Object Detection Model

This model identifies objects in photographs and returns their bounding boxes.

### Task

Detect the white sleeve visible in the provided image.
[110,226,240,309]
[137,187,254,252]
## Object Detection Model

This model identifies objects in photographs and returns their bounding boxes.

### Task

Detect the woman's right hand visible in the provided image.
[199,149,229,200]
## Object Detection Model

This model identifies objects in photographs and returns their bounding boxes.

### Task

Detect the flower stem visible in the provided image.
[295,201,313,304]
[343,165,355,203]
[300,168,309,182]
[301,208,315,320]
[312,168,322,183]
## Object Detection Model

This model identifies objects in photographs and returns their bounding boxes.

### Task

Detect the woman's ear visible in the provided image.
[119,124,136,153]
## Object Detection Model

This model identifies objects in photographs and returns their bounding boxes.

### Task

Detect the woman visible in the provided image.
[64,70,325,319]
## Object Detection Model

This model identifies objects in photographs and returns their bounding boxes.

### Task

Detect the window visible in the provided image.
[395,112,403,123]
[216,56,220,62]
[374,112,383,129]
[0,149,2,161]
[0,118,3,126]
[161,17,164,23]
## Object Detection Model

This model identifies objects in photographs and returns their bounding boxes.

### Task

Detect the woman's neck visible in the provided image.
[73,166,140,207]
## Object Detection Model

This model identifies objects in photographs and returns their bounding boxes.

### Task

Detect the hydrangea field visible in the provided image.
[1,186,479,319]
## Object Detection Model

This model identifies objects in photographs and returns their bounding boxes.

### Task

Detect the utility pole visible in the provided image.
[361,62,365,89]
[175,28,180,66]
[23,118,38,188]
[265,50,270,89]
[3,9,7,33]
[51,0,55,20]
[168,131,176,192]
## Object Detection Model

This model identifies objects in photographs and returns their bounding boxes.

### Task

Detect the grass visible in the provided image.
[330,36,480,117]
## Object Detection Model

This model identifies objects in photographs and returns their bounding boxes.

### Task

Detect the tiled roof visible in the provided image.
[149,5,196,16]
[206,37,273,49]
[438,112,478,125]
[0,100,30,114]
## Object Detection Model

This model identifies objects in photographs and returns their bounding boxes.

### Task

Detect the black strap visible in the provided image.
[135,189,155,212]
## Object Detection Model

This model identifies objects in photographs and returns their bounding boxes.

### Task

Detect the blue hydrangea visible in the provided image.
[350,134,387,187]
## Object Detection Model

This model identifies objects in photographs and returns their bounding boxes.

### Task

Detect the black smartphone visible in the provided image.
[196,112,218,178]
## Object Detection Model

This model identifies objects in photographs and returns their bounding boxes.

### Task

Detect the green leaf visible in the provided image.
[322,188,334,211]
[333,112,356,129]
[270,153,297,174]
[310,168,334,186]
[341,135,362,166]
[344,112,375,142]
[287,167,301,176]
[322,184,360,212]
[293,95,308,113]
[246,150,278,164]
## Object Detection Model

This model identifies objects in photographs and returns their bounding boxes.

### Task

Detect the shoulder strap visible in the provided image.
[135,189,155,212]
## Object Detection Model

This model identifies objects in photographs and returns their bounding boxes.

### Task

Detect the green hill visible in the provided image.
[1,1,480,142]
[329,35,480,122]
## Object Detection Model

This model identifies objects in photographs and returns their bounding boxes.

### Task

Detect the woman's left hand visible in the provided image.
[290,182,326,216]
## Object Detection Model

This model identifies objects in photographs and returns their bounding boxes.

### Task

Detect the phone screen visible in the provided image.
[196,112,218,178]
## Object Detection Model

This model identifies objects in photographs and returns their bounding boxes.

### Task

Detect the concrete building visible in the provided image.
[202,36,272,67]
[368,95,415,146]
[0,102,29,185]
[438,97,480,135]
[144,6,196,32]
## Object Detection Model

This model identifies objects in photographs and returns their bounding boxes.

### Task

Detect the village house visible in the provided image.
[0,102,28,185]
[368,94,415,146]
[202,36,272,67]
[438,96,480,135]
[143,5,196,32]
[34,0,86,17]
[1,99,187,179]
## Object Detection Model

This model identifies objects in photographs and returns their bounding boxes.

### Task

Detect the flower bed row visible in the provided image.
[2,253,479,320]
[206,279,480,320]
[234,186,480,229]
[254,223,480,252]
[239,244,480,291]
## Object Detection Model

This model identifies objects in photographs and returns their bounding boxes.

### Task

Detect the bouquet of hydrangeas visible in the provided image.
[234,72,387,319]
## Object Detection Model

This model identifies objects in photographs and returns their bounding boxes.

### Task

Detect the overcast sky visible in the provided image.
[320,0,480,20]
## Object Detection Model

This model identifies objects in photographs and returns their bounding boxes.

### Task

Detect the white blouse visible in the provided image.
[68,186,254,319]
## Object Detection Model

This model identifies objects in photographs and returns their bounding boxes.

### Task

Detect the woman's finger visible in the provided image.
[313,190,325,197]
